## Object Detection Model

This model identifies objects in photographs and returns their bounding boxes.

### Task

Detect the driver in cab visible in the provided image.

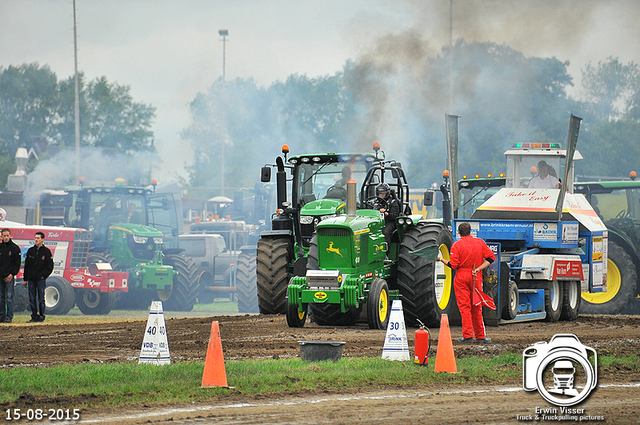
[528,160,560,189]
[375,183,401,247]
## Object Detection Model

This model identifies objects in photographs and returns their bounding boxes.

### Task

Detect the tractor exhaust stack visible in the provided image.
[346,179,357,216]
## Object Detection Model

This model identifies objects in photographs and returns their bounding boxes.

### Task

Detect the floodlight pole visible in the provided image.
[218,30,228,195]
[219,29,228,82]
[73,0,80,181]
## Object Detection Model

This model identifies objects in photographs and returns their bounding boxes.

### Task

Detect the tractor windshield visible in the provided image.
[294,160,370,206]
[67,191,146,243]
[588,187,640,222]
[507,155,563,189]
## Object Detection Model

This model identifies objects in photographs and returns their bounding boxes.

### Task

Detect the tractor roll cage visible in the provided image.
[360,161,411,215]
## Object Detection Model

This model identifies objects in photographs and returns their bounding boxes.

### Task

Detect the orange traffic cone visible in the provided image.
[434,314,458,373]
[201,321,228,388]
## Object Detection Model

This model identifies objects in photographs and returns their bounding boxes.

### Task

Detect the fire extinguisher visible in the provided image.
[414,319,431,366]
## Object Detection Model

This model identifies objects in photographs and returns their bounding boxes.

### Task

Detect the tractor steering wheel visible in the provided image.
[615,209,627,220]
[365,196,389,211]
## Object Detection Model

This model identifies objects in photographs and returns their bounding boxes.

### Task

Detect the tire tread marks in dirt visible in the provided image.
[397,223,453,328]
[163,254,199,312]
[236,252,259,313]
[581,240,636,315]
[257,238,290,314]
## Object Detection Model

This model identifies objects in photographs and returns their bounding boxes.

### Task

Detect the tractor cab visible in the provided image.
[504,142,582,192]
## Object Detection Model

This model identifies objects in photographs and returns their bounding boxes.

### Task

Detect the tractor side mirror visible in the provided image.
[423,190,435,207]
[391,168,398,179]
[261,166,271,182]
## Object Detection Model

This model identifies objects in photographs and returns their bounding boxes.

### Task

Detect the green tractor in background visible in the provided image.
[63,179,199,311]
[269,146,456,329]
[575,176,640,314]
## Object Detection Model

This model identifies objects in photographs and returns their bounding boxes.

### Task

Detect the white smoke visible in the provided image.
[23,148,162,206]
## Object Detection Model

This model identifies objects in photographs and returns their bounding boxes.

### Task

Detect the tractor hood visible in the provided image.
[472,188,606,232]
[301,198,346,217]
[109,222,164,237]
[317,208,384,232]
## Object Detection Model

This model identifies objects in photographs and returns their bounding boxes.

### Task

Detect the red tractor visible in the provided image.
[9,224,128,315]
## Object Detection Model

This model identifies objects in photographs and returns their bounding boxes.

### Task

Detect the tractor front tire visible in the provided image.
[77,252,119,315]
[163,254,199,311]
[286,291,308,328]
[44,277,76,315]
[397,223,454,328]
[77,290,116,315]
[257,238,291,314]
[581,240,636,314]
[367,278,390,330]
[236,252,259,313]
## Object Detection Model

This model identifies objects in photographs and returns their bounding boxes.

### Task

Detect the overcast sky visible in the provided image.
[1,0,639,181]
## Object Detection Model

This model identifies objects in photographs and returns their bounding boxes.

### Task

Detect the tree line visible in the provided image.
[2,41,639,195]
[0,63,155,187]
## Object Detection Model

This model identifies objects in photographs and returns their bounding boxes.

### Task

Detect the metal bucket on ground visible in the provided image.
[298,341,346,362]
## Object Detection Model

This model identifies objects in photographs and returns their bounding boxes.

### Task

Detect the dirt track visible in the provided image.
[1,313,639,423]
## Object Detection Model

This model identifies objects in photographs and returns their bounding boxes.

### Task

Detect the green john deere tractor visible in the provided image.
[575,177,640,314]
[63,179,199,311]
[257,145,380,314]
[283,153,456,329]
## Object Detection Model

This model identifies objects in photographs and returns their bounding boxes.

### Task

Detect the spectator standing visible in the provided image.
[23,232,54,323]
[0,229,22,323]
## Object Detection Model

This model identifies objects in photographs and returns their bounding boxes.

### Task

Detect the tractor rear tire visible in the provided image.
[307,235,318,270]
[257,237,290,314]
[581,240,636,314]
[236,252,259,313]
[544,280,562,322]
[197,271,215,304]
[13,281,28,312]
[367,278,390,330]
[397,223,454,328]
[44,277,76,315]
[560,280,581,321]
[163,254,199,311]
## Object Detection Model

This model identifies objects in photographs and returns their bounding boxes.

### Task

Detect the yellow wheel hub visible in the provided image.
[582,258,621,304]
[379,289,389,322]
[436,244,453,310]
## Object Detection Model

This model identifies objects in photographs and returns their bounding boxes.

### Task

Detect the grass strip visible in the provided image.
[0,354,637,410]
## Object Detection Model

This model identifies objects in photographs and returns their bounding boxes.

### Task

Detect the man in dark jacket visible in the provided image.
[23,232,54,322]
[0,228,23,323]
[375,183,401,247]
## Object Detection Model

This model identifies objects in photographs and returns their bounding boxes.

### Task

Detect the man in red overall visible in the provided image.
[439,222,495,343]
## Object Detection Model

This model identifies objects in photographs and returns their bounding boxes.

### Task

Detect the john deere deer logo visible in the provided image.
[326,241,343,257]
